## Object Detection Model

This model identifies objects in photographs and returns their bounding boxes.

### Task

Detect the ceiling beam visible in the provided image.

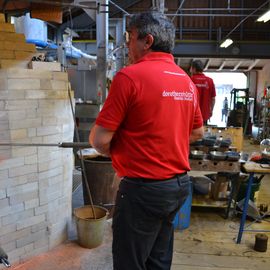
[207,66,263,71]
[204,59,211,71]
[232,60,243,71]
[173,42,270,58]
[245,59,260,71]
[217,60,227,71]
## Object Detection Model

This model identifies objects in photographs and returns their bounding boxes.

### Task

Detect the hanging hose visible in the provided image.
[67,82,97,219]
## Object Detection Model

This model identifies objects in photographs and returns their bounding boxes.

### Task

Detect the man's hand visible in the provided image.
[190,126,204,143]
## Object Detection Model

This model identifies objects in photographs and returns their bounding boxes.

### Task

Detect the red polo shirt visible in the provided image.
[190,73,216,122]
[96,52,203,179]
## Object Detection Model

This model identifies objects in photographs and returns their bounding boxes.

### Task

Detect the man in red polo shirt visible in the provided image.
[90,11,203,270]
[190,60,216,125]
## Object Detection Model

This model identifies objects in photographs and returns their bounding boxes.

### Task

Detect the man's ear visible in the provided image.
[144,34,154,50]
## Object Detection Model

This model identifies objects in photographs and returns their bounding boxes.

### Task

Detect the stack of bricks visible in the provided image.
[0,13,75,266]
[0,14,36,69]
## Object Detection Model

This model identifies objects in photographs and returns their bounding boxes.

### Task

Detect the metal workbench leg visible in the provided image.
[236,172,254,244]
[225,173,240,219]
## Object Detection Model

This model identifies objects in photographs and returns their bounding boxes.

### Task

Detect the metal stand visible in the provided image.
[236,172,254,243]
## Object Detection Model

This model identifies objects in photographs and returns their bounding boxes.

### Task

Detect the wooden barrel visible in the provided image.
[254,233,268,252]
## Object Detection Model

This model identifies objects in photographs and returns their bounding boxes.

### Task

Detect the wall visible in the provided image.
[0,14,74,266]
[257,62,270,100]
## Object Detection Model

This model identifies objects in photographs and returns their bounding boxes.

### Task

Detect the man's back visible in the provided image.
[96,52,202,178]
[191,73,216,122]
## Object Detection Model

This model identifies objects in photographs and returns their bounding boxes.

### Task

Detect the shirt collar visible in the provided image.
[136,52,174,64]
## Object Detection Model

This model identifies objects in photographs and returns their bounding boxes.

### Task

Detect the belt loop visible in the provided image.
[177,174,181,187]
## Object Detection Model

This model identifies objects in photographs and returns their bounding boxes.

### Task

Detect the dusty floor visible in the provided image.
[5,138,270,270]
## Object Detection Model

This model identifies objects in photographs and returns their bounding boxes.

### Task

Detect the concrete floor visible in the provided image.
[7,184,114,270]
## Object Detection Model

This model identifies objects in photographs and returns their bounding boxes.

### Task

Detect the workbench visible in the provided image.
[189,159,241,215]
[189,159,240,173]
[236,162,270,244]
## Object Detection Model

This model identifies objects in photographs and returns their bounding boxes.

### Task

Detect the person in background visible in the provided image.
[90,11,204,270]
[221,97,229,122]
[190,60,216,125]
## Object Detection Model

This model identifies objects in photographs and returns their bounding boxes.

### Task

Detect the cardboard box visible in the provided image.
[207,127,243,152]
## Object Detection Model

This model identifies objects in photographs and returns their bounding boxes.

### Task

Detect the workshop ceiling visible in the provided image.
[1,0,269,42]
[1,0,270,71]
[175,57,269,72]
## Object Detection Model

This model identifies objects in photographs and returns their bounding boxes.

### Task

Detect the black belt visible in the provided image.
[124,172,187,183]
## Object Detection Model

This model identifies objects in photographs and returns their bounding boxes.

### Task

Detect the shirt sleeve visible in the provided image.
[96,72,135,131]
[210,78,216,97]
[191,82,203,129]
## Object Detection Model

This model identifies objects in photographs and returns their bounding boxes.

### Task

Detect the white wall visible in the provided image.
[257,62,270,100]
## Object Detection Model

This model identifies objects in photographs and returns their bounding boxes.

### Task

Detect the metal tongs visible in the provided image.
[0,247,11,268]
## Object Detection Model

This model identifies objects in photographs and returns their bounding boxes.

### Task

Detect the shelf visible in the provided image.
[192,195,228,208]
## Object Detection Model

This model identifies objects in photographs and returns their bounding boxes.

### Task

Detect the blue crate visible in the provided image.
[173,183,192,230]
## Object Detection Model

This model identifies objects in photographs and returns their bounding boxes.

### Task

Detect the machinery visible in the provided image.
[227,88,251,134]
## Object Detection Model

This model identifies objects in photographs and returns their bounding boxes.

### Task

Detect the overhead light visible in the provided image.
[257,10,270,23]
[220,39,233,48]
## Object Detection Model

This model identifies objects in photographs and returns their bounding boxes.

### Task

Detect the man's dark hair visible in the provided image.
[128,11,175,53]
[191,60,204,72]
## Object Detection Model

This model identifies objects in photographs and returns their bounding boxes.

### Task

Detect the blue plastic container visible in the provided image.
[173,183,192,230]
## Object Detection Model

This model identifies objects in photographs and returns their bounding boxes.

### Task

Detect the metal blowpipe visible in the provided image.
[0,142,91,148]
[0,247,11,268]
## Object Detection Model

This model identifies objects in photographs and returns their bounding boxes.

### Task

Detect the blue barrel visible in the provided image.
[173,183,192,230]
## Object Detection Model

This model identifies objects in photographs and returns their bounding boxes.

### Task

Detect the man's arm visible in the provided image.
[89,124,115,157]
[209,97,215,117]
[211,97,216,112]
[190,126,204,143]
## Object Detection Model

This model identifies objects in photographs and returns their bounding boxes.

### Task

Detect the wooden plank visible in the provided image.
[0,13,5,23]
[173,239,270,258]
[172,253,270,269]
[192,196,228,208]
[243,162,270,174]
[174,230,260,244]
[171,266,248,270]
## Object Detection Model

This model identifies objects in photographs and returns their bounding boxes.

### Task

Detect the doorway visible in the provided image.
[205,72,248,127]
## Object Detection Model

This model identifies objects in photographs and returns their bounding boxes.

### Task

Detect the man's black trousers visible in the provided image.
[112,174,190,270]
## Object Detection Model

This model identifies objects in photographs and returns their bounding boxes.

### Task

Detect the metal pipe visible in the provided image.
[3,0,98,10]
[170,8,268,11]
[166,13,260,17]
[223,0,270,41]
[96,0,109,104]
[109,0,130,15]
[171,0,186,22]
[67,81,97,219]
[0,142,92,148]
